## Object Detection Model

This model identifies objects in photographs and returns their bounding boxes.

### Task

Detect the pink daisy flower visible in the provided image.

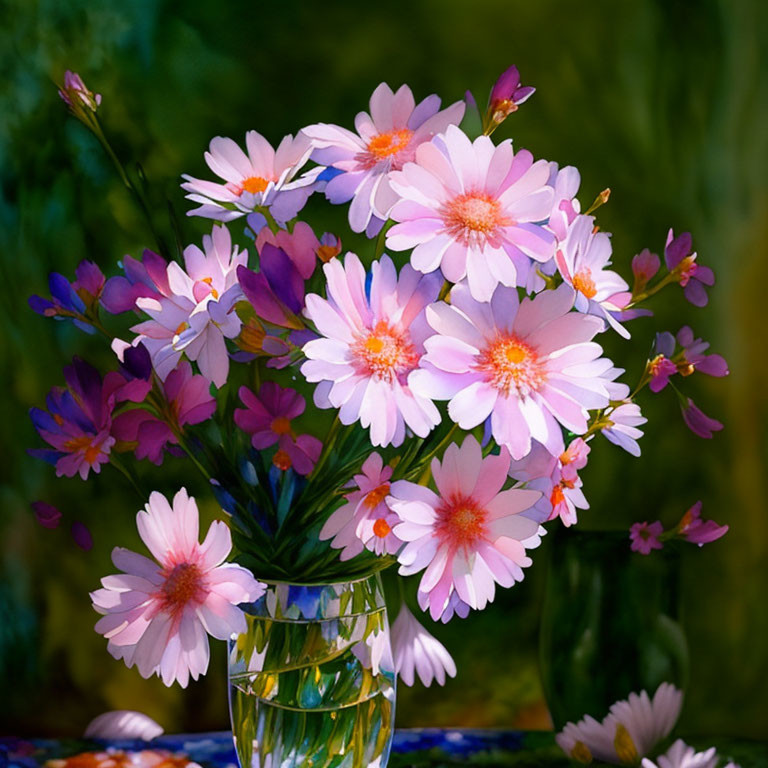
[642,739,720,768]
[233,383,322,476]
[302,83,465,235]
[132,224,246,387]
[386,125,556,301]
[389,435,542,621]
[181,131,315,223]
[91,488,264,688]
[409,283,615,460]
[555,214,631,337]
[630,521,664,554]
[319,453,393,560]
[391,603,457,687]
[301,253,442,448]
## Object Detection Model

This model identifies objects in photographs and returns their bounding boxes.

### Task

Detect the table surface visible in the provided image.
[1,730,765,768]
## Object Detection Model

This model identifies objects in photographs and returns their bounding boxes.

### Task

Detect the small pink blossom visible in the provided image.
[600,402,647,457]
[303,83,465,235]
[546,163,581,242]
[301,253,442,448]
[58,70,101,112]
[485,65,535,129]
[387,125,556,300]
[234,383,322,476]
[91,488,264,688]
[630,521,664,554]
[676,501,728,546]
[389,435,542,621]
[664,229,714,307]
[632,248,661,293]
[681,397,723,439]
[675,326,729,378]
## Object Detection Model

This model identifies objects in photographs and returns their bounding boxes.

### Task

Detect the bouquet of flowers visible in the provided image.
[28,66,729,767]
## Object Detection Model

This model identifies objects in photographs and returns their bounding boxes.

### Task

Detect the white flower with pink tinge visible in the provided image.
[642,740,722,768]
[555,213,632,338]
[409,282,616,460]
[388,435,542,621]
[386,124,556,301]
[301,253,442,448]
[91,488,264,688]
[132,224,246,388]
[181,131,316,223]
[302,83,465,236]
[391,603,457,687]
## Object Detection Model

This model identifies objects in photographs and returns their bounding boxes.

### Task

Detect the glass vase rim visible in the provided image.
[256,572,384,588]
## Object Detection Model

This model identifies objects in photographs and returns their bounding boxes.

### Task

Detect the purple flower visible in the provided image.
[630,521,664,554]
[664,229,714,307]
[675,326,729,378]
[58,70,101,112]
[31,501,62,529]
[675,501,728,546]
[487,65,535,126]
[681,397,723,439]
[101,249,171,315]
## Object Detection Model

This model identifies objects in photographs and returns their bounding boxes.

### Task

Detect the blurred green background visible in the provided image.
[1,0,767,740]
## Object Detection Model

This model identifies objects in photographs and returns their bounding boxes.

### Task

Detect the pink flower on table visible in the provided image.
[675,501,728,546]
[681,397,723,439]
[319,453,393,560]
[391,603,457,687]
[630,521,664,554]
[234,383,322,476]
[409,283,615,460]
[389,435,542,621]
[301,253,442,448]
[386,125,556,301]
[132,224,246,387]
[600,402,647,457]
[664,229,714,307]
[555,214,631,337]
[111,361,216,465]
[91,488,264,688]
[181,131,315,223]
[302,83,465,235]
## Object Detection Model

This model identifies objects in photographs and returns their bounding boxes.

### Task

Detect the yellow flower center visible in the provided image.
[476,335,545,397]
[572,268,597,299]
[613,724,639,765]
[352,321,419,383]
[570,740,593,764]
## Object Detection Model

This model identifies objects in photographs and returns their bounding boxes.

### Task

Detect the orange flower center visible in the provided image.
[572,268,597,299]
[161,562,204,614]
[271,416,292,435]
[201,276,219,300]
[372,518,392,538]
[476,335,545,397]
[364,482,391,510]
[435,494,488,550]
[63,435,103,465]
[367,129,413,161]
[441,192,509,246]
[352,321,419,382]
[317,244,340,263]
[241,176,270,194]
[273,449,292,471]
[550,484,566,508]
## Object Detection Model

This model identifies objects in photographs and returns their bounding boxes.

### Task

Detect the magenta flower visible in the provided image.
[112,361,216,465]
[675,326,729,378]
[555,214,631,337]
[600,402,647,457]
[664,229,714,307]
[101,249,171,315]
[303,83,465,235]
[631,248,661,293]
[254,221,319,281]
[676,501,728,546]
[681,397,723,439]
[181,131,315,223]
[389,435,541,620]
[648,349,679,392]
[91,488,264,687]
[58,70,101,112]
[410,283,616,459]
[387,125,556,300]
[301,253,442,448]
[31,501,62,529]
[630,521,664,554]
[391,603,457,687]
[319,453,394,560]
[132,224,246,387]
[234,383,322,476]
[486,65,535,126]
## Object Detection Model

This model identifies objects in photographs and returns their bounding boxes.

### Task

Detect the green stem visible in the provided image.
[374,221,394,259]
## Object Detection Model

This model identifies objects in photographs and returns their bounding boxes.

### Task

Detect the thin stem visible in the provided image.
[110,456,146,500]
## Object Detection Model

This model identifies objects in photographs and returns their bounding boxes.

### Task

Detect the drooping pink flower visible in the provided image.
[664,229,714,307]
[389,435,542,620]
[234,383,322,476]
[132,224,246,387]
[302,83,465,235]
[91,488,264,688]
[675,501,728,546]
[555,214,631,337]
[600,402,647,457]
[410,283,616,460]
[632,248,661,293]
[391,603,457,687]
[681,397,723,439]
[111,361,216,465]
[319,453,393,560]
[386,125,556,300]
[301,253,442,448]
[181,131,315,223]
[58,70,101,112]
[630,521,664,554]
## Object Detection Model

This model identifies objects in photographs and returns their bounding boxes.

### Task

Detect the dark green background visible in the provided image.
[1,0,767,739]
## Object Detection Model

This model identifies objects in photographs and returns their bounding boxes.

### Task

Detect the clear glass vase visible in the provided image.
[228,574,396,768]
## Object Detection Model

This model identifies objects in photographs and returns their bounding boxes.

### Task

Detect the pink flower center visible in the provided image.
[476,335,545,397]
[435,494,488,550]
[366,129,413,166]
[440,192,509,247]
[572,268,597,299]
[677,255,698,286]
[352,321,419,382]
[161,563,205,615]
[372,518,392,538]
